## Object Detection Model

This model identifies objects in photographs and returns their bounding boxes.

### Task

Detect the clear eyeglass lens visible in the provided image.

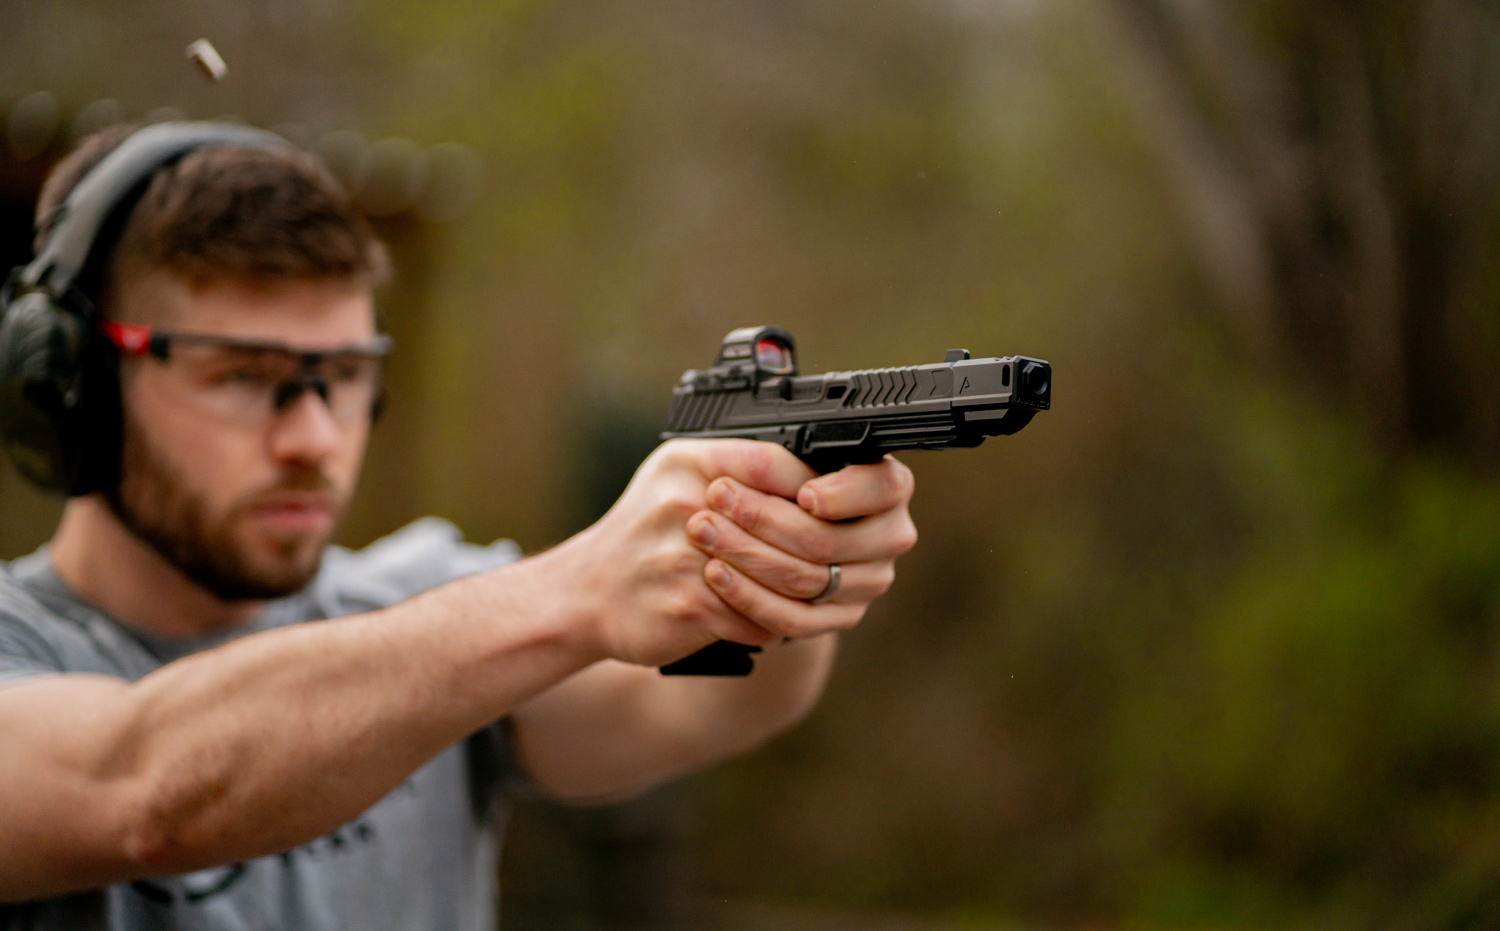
[159,342,383,425]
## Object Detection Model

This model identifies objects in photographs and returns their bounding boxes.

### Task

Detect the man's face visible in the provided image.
[108,273,377,600]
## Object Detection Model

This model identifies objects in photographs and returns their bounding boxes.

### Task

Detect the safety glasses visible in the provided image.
[101,321,392,426]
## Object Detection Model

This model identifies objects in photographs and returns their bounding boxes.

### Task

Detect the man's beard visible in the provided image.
[105,420,347,601]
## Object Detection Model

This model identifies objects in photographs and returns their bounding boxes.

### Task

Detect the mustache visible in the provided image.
[235,468,341,508]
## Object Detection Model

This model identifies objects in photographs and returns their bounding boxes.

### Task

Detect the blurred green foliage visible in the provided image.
[1110,393,1500,928]
[3,0,1500,928]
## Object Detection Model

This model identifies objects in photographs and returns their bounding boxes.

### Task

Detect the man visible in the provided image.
[0,123,916,929]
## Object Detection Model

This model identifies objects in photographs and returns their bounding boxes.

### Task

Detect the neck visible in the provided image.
[49,495,260,638]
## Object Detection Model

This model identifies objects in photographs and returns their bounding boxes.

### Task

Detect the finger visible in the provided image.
[686,511,896,603]
[699,608,777,648]
[703,559,866,640]
[664,438,816,499]
[796,456,915,521]
[706,477,919,565]
[641,541,776,650]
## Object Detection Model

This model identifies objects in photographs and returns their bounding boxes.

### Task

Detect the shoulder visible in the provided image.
[0,560,73,679]
[309,518,522,616]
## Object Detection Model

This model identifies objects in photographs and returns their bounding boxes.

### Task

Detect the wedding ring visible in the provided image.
[810,563,842,604]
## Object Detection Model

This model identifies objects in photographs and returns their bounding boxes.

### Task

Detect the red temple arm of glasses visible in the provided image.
[100,321,154,356]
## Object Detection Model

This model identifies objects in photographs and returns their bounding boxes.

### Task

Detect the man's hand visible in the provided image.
[0,438,918,898]
[559,439,917,668]
[687,453,916,639]
[507,438,918,802]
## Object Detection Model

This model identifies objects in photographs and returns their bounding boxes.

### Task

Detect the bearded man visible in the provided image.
[0,122,917,931]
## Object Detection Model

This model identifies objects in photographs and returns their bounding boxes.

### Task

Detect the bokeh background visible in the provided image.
[4,1,1500,928]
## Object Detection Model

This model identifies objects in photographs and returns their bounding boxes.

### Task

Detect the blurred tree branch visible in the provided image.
[1109,0,1500,460]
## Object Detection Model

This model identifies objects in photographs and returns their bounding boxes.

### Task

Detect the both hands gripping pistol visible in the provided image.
[657,326,1051,676]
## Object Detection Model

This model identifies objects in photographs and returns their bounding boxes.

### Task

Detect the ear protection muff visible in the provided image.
[0,122,291,495]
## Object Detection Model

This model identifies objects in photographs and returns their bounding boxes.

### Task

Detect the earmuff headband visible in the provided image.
[22,121,291,296]
[0,121,295,495]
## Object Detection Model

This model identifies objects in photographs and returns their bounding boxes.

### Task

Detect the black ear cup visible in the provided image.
[0,289,90,491]
[0,122,287,496]
[0,288,119,494]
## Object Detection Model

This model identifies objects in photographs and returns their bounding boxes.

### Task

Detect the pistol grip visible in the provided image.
[657,456,860,677]
[659,640,763,676]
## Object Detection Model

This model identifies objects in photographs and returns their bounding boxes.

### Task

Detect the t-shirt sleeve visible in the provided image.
[0,608,65,686]
[312,517,523,616]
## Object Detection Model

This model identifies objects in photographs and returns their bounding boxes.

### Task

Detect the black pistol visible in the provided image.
[658,326,1051,676]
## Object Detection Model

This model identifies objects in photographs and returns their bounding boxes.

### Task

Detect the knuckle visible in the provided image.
[893,519,918,554]
[745,444,774,487]
[888,461,915,500]
[662,590,705,626]
[872,563,897,595]
[791,563,828,599]
[744,628,777,647]
[653,546,705,585]
[723,440,774,490]
[874,463,905,501]
[831,605,865,631]
[714,563,739,595]
[712,580,789,634]
[717,579,761,620]
[753,609,798,639]
[732,493,765,534]
[803,533,838,566]
[711,522,750,557]
[640,442,671,471]
[653,438,696,471]
[663,496,701,524]
[674,546,706,575]
[790,606,838,638]
[721,620,774,647]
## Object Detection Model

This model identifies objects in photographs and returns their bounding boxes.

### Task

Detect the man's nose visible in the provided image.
[267,384,343,463]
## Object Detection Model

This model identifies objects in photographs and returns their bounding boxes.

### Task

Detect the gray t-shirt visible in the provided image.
[0,518,526,931]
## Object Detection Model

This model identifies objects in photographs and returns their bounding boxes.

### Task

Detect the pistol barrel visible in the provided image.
[662,343,1049,470]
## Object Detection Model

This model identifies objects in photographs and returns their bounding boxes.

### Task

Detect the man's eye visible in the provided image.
[327,361,367,383]
[212,368,273,387]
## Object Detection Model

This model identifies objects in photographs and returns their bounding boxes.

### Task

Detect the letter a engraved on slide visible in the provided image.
[959,376,971,394]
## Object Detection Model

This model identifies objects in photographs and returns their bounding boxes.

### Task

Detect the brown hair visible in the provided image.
[36,123,389,311]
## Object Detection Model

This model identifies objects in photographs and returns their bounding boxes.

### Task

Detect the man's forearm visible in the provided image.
[3,439,915,900]
[511,633,837,802]
[0,547,604,901]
